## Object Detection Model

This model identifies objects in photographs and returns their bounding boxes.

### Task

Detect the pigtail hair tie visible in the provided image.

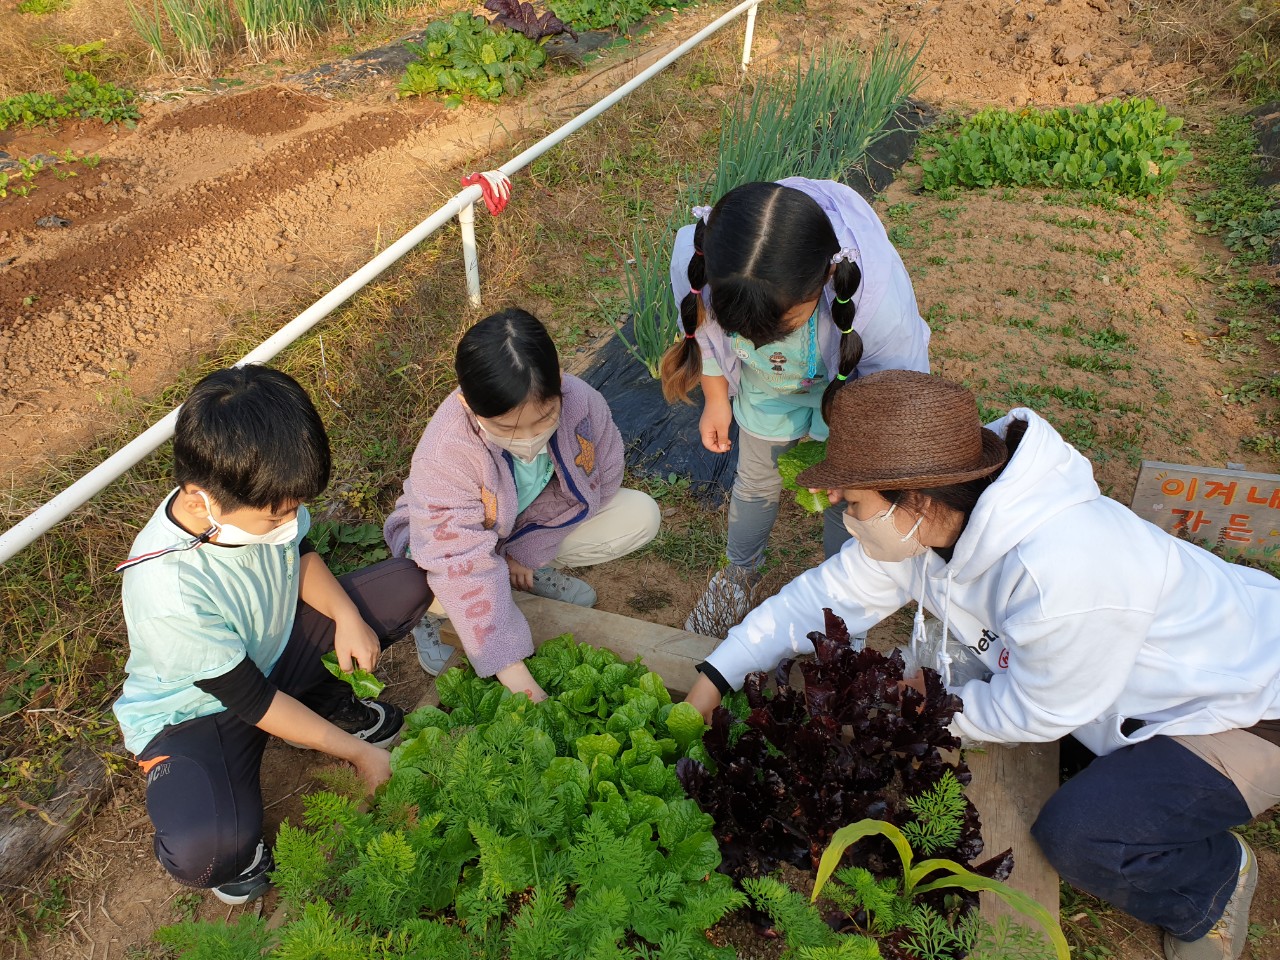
[691,205,712,224]
[834,295,853,305]
[830,247,859,265]
[836,373,850,381]
[836,325,855,335]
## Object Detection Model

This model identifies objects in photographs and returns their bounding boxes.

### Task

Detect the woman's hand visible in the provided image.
[496,660,548,703]
[685,674,723,722]
[506,556,535,592]
[699,400,733,454]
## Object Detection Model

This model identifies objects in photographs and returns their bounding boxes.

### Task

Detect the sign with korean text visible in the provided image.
[1130,461,1280,560]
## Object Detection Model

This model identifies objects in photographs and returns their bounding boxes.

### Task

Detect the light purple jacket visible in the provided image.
[669,177,931,395]
[384,374,623,676]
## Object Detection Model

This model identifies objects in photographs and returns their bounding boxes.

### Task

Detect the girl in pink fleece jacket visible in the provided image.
[385,309,661,700]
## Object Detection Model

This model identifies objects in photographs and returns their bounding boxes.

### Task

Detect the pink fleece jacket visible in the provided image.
[384,374,624,676]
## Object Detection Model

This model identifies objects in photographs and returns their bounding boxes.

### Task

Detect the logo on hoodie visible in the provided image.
[575,433,596,476]
[480,485,498,530]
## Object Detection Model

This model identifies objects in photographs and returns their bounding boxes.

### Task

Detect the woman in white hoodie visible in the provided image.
[685,370,1280,960]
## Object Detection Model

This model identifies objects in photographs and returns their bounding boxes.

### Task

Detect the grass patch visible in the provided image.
[1187,114,1280,264]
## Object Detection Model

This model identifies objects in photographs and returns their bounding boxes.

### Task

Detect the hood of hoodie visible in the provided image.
[946,408,1100,584]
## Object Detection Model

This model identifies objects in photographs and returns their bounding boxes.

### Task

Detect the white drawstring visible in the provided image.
[937,569,954,688]
[908,553,929,673]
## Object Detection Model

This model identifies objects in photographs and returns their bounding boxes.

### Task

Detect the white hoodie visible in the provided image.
[705,409,1280,756]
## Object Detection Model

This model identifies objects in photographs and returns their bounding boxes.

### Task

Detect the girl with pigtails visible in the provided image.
[662,178,931,633]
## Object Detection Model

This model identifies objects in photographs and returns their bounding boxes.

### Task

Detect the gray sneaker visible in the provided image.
[1163,835,1258,960]
[684,566,755,637]
[412,614,454,676]
[530,567,597,607]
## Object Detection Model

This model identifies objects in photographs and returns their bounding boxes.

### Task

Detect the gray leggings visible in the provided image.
[727,430,850,570]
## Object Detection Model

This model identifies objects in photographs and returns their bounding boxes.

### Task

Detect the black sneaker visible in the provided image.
[326,695,404,748]
[212,840,273,905]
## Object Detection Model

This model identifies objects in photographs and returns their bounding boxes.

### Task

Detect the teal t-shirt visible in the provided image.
[513,452,555,514]
[113,491,311,755]
[704,314,829,441]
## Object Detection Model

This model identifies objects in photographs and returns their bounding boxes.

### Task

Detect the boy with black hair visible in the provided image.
[114,365,430,905]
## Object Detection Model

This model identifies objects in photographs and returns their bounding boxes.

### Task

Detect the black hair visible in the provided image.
[885,417,1031,532]
[660,181,863,406]
[455,308,562,419]
[174,365,331,512]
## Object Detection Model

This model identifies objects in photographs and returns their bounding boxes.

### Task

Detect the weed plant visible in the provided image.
[1187,113,1280,264]
[0,69,139,130]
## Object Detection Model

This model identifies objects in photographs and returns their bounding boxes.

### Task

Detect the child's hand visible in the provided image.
[496,661,548,703]
[699,400,733,454]
[506,556,535,591]
[334,612,381,673]
[352,744,392,795]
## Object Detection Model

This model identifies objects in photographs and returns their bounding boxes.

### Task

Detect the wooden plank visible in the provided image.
[968,741,1061,926]
[431,595,1060,925]
[0,744,113,889]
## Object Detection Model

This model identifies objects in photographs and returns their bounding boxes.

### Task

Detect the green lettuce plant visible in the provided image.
[156,635,740,959]
[921,98,1191,198]
[398,13,548,107]
[777,440,829,513]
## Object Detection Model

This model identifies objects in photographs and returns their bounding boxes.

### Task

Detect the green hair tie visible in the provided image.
[834,295,853,304]
[836,373,850,381]
[837,325,854,335]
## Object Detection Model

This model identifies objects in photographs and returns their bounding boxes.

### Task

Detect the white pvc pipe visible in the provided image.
[459,201,482,307]
[0,187,484,564]
[0,0,764,565]
[742,2,757,70]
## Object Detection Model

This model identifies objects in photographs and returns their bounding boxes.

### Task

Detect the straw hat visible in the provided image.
[796,370,1008,491]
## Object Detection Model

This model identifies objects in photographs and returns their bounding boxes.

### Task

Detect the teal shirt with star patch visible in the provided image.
[703,315,829,441]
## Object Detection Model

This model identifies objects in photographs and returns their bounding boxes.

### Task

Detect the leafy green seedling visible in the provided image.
[321,651,385,699]
[778,440,830,513]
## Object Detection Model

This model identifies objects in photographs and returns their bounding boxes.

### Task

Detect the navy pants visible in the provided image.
[136,558,430,888]
[1032,735,1254,941]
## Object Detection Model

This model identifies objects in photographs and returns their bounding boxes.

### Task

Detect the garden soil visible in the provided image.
[4,0,1280,959]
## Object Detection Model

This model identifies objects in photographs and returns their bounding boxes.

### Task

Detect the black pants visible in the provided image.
[136,558,430,888]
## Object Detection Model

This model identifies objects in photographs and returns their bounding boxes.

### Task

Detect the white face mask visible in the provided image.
[842,502,927,562]
[198,491,299,546]
[481,419,559,464]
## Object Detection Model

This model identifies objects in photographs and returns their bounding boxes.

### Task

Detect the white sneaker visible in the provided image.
[529,567,596,607]
[412,614,454,676]
[684,566,754,637]
[1163,835,1258,960]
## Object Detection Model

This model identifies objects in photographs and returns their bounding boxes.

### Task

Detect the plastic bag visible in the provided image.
[900,616,992,689]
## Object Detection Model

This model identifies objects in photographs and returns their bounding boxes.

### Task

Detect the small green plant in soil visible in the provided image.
[16,0,69,13]
[550,0,652,31]
[0,70,139,131]
[156,635,741,958]
[921,99,1190,198]
[309,519,389,576]
[398,14,549,107]
[1187,114,1280,264]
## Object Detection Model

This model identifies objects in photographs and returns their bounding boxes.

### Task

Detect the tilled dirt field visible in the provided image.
[0,0,1198,478]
